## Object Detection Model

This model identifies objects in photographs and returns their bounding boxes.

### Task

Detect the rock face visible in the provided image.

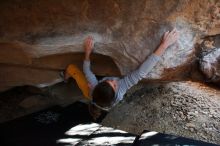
[0,0,220,91]
[199,48,220,83]
[101,82,220,144]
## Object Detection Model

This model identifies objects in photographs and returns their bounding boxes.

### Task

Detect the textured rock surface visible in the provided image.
[0,0,220,91]
[199,48,220,82]
[101,82,220,144]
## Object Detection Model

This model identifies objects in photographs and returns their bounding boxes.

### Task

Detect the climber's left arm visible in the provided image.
[116,29,179,101]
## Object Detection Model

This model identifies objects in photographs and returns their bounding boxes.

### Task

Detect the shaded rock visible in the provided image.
[19,95,45,109]
[0,53,120,92]
[0,64,62,92]
[199,48,220,82]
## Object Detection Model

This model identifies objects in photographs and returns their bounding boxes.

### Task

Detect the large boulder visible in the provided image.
[0,0,220,91]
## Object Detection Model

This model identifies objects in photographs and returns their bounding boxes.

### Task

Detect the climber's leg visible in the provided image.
[65,64,91,100]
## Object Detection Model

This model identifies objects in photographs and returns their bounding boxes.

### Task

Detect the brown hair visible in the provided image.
[92,81,115,107]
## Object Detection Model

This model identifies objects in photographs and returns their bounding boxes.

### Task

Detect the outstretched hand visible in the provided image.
[84,36,94,61]
[154,28,179,56]
[161,28,179,48]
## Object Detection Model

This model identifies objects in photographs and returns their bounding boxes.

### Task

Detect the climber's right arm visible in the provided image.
[83,36,98,88]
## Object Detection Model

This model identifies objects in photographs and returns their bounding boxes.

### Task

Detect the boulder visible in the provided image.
[0,0,220,91]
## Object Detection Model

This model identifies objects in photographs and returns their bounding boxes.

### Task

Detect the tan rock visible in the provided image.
[0,0,219,91]
[19,95,45,109]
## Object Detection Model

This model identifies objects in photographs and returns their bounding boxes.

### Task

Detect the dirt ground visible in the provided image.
[102,81,220,145]
[0,81,220,145]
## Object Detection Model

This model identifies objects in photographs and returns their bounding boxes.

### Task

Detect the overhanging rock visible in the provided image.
[0,0,220,91]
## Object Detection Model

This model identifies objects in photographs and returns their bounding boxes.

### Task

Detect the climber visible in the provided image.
[63,28,179,120]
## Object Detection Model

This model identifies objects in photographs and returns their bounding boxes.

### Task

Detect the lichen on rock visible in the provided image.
[199,48,220,82]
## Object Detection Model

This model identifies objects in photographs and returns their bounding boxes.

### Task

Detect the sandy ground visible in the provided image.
[102,81,220,145]
[0,81,220,145]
